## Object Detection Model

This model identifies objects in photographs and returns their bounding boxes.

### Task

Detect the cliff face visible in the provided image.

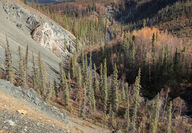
[0,0,76,79]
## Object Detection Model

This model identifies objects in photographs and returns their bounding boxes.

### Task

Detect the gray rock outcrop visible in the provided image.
[2,1,76,61]
[0,79,68,125]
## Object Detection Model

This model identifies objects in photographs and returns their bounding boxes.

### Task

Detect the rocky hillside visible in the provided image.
[0,0,76,79]
[0,79,110,133]
[0,0,111,132]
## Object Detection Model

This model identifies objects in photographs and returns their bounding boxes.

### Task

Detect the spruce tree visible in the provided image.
[4,38,15,84]
[121,85,126,104]
[88,64,96,111]
[103,59,108,113]
[111,64,119,113]
[79,83,87,117]
[68,72,71,90]
[32,52,39,94]
[63,72,70,107]
[59,62,65,91]
[167,102,172,133]
[24,45,29,87]
[77,66,82,88]
[70,56,75,78]
[38,52,47,97]
[83,55,88,88]
[46,82,55,101]
[99,63,103,96]
[151,94,160,133]
[132,68,141,131]
[17,46,26,88]
[93,64,99,95]
[53,79,58,98]
[125,91,130,132]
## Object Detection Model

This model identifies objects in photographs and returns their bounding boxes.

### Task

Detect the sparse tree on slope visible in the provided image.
[17,46,26,88]
[4,38,15,84]
[38,52,47,97]
[32,52,39,94]
[53,79,58,98]
[79,83,87,118]
[63,72,70,107]
[24,44,29,87]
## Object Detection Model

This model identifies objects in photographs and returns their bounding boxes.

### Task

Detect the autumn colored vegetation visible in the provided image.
[2,0,191,132]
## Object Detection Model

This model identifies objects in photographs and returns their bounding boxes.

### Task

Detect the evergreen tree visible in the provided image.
[151,94,160,133]
[53,79,58,98]
[88,64,96,111]
[70,56,75,78]
[79,83,87,117]
[17,46,26,88]
[111,111,117,129]
[121,85,126,103]
[103,59,108,113]
[24,45,29,87]
[68,72,71,90]
[77,66,82,88]
[46,82,55,101]
[167,102,172,133]
[93,64,99,95]
[132,69,141,131]
[38,52,47,97]
[130,39,135,66]
[111,64,119,113]
[99,63,103,96]
[4,38,15,83]
[83,55,88,87]
[63,72,70,107]
[125,91,130,132]
[59,62,65,91]
[32,52,39,94]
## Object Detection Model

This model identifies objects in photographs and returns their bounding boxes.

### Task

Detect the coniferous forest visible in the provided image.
[1,0,192,132]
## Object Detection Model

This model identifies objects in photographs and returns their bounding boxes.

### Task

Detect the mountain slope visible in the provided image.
[117,0,192,38]
[0,0,110,132]
[0,0,76,80]
[0,79,110,133]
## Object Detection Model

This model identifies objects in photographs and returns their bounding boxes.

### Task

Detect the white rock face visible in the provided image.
[32,23,55,51]
[32,22,76,59]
